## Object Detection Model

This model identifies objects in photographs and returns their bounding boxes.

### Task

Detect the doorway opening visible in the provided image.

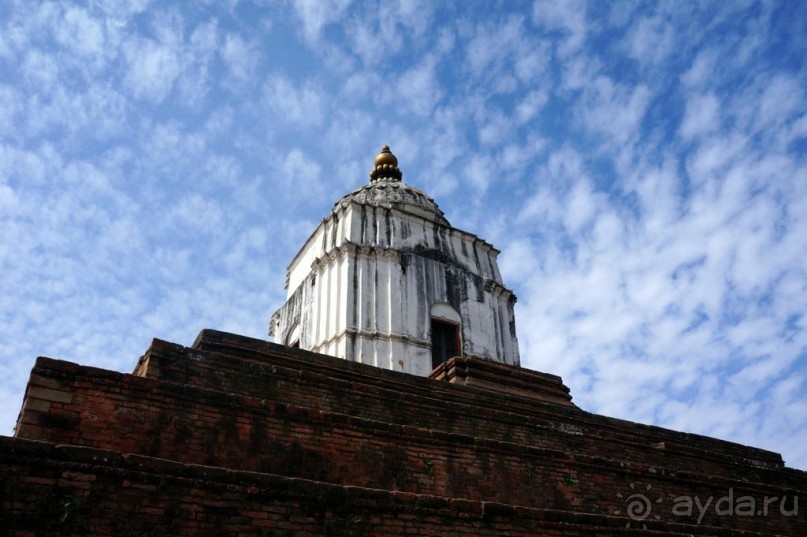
[431,318,460,369]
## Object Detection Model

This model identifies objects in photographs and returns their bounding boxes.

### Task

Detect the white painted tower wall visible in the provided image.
[270,199,520,376]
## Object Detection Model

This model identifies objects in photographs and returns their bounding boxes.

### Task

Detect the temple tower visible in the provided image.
[269,146,519,375]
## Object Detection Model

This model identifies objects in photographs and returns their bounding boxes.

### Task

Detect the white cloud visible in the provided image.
[221,33,258,93]
[274,147,325,204]
[289,0,353,43]
[532,0,588,56]
[790,113,807,141]
[124,34,181,104]
[495,135,547,176]
[756,74,804,132]
[467,16,525,77]
[54,5,105,58]
[564,179,601,234]
[579,78,652,145]
[339,0,434,68]
[393,55,442,117]
[461,154,495,194]
[625,14,674,65]
[681,48,720,89]
[20,49,59,88]
[464,15,549,95]
[476,110,513,146]
[686,132,746,184]
[679,92,720,140]
[94,0,154,19]
[0,85,22,138]
[175,19,220,109]
[166,194,225,237]
[345,12,403,67]
[263,75,325,128]
[559,52,601,91]
[516,89,549,124]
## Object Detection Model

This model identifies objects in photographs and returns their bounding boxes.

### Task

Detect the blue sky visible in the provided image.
[1,1,806,469]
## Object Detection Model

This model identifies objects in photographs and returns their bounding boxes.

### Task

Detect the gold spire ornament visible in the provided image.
[369,145,403,182]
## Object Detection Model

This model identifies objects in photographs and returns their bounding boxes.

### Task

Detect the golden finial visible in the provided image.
[369,144,403,182]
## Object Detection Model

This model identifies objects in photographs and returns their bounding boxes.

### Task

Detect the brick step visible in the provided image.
[15,356,805,523]
[0,436,797,537]
[136,330,784,475]
[193,331,784,468]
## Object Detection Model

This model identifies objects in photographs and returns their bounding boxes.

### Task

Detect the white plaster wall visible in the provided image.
[270,197,520,373]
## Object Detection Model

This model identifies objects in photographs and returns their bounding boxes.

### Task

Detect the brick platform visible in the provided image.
[2,329,805,535]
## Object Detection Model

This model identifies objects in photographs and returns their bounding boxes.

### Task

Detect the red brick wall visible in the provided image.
[149,332,784,470]
[9,331,807,535]
[0,437,795,537]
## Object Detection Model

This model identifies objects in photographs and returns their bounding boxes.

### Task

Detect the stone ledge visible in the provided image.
[430,354,575,406]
